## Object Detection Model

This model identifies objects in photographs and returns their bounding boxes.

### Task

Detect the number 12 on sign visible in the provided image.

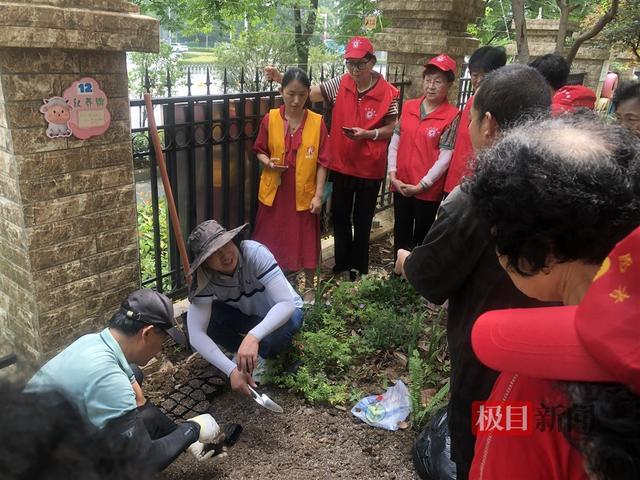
[77,82,93,94]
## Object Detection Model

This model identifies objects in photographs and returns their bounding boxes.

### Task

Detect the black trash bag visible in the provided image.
[412,408,457,480]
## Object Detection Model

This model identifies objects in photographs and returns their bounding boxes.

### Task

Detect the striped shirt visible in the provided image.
[320,73,399,118]
[191,240,302,316]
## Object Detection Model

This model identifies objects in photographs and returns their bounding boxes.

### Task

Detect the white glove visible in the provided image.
[189,414,220,443]
[187,440,228,462]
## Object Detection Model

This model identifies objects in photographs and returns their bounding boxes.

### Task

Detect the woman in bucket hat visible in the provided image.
[186,220,303,396]
[466,115,640,479]
[265,36,399,281]
[387,54,460,258]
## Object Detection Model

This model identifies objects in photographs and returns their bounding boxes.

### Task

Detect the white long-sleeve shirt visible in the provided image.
[387,132,454,188]
[187,241,302,377]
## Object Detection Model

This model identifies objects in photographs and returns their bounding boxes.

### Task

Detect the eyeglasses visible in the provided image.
[345,60,370,71]
[424,78,445,88]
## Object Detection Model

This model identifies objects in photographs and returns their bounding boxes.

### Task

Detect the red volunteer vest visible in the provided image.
[329,74,399,180]
[395,97,459,202]
[444,96,474,193]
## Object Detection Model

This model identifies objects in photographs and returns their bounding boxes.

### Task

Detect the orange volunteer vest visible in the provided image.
[258,108,322,211]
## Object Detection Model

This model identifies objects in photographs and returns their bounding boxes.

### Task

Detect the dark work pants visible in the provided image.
[393,193,440,257]
[331,177,382,275]
[106,367,198,473]
[207,302,304,358]
[130,363,177,438]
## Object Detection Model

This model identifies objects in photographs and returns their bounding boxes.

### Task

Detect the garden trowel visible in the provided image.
[247,386,284,413]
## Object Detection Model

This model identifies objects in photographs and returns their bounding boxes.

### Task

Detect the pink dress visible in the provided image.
[252,106,331,271]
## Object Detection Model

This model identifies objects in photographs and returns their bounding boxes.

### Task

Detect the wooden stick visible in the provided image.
[143,93,192,287]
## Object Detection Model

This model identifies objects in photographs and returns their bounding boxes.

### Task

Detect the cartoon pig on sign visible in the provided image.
[40,97,73,138]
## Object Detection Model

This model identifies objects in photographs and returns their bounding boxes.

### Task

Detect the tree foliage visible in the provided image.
[132,0,379,72]
[601,0,640,60]
[471,0,619,66]
[128,42,185,97]
[470,0,610,46]
[565,0,618,64]
[327,0,383,41]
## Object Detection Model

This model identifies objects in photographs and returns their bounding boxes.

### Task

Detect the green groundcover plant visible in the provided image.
[267,274,450,428]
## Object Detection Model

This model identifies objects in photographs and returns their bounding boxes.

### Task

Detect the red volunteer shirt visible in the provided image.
[444,96,474,193]
[394,97,459,202]
[329,74,398,180]
[470,373,588,480]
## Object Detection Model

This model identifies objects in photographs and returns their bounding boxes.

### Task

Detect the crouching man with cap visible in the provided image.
[186,220,304,396]
[26,289,224,472]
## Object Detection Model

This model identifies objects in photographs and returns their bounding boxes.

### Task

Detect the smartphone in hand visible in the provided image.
[342,126,355,135]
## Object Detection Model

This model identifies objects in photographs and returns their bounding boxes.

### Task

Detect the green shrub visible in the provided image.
[269,274,450,423]
[137,196,171,291]
[409,350,451,427]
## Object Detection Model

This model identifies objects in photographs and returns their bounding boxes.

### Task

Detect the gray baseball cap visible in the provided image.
[120,289,187,345]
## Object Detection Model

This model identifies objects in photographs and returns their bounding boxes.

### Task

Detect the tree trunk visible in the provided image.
[512,0,530,64]
[293,0,319,72]
[566,0,619,66]
[555,0,570,54]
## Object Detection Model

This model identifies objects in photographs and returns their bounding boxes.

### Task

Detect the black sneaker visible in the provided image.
[332,265,348,275]
[349,269,360,282]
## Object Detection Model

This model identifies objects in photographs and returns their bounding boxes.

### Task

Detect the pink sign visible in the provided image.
[62,77,111,139]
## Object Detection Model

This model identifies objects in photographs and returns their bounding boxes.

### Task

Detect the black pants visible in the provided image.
[393,193,440,257]
[105,365,198,472]
[331,172,382,275]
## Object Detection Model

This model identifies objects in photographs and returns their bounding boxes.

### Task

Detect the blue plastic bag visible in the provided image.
[351,380,411,431]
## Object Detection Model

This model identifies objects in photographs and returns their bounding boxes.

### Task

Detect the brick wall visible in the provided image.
[0,48,141,360]
[0,1,158,365]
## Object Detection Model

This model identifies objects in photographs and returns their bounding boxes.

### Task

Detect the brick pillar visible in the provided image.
[375,0,485,99]
[0,1,158,368]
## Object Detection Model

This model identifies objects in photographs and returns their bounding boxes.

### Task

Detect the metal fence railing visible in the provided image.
[131,64,411,298]
[457,76,473,110]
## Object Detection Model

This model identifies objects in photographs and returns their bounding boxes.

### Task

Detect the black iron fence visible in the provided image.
[457,76,473,111]
[132,64,411,298]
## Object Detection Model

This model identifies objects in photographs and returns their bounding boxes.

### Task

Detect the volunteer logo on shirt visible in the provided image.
[427,127,439,138]
[305,146,315,158]
[364,107,376,120]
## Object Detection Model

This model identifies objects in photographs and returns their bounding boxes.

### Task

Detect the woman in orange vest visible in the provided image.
[388,55,460,256]
[252,68,329,301]
[265,37,399,281]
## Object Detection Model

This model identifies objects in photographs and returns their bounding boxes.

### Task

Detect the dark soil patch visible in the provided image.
[146,233,420,479]
[157,386,418,480]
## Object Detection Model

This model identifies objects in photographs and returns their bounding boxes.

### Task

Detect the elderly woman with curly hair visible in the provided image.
[467,114,640,480]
